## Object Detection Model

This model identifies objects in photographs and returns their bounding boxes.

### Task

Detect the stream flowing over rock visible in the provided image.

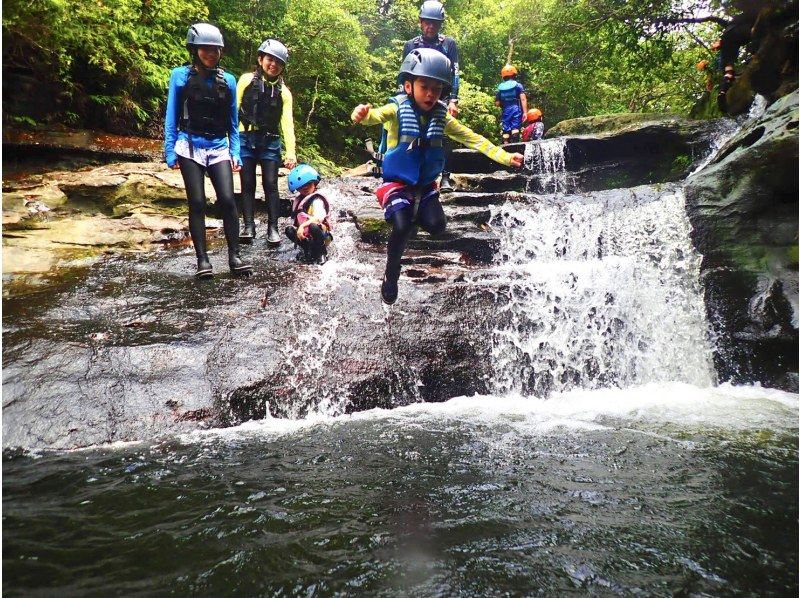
[2,108,797,450]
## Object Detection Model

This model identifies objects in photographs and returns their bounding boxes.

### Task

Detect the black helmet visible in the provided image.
[186,23,224,49]
[419,1,445,21]
[398,48,452,92]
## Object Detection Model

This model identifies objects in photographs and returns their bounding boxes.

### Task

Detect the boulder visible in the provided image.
[684,90,798,390]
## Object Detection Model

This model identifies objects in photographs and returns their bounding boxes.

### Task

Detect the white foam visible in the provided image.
[176,383,798,446]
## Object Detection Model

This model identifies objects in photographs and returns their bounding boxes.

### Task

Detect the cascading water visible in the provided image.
[489,138,718,396]
[523,137,570,193]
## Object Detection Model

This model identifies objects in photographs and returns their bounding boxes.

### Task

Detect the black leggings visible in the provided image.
[285,223,327,260]
[240,157,280,224]
[178,157,240,257]
[385,197,446,279]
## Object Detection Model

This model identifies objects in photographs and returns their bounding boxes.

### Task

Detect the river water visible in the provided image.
[4,119,798,594]
[4,387,797,595]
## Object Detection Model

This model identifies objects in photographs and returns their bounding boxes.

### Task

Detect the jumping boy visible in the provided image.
[352,48,524,305]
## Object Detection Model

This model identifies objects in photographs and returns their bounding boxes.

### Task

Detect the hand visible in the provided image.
[296,222,309,241]
[352,103,371,123]
[447,101,459,118]
[170,162,180,170]
[231,159,241,172]
[284,158,297,169]
[509,153,524,168]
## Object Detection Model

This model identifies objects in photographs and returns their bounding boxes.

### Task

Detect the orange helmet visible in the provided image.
[696,59,710,71]
[711,40,722,51]
[501,64,518,78]
[527,108,542,122]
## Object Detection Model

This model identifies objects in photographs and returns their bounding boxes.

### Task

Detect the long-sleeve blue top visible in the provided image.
[163,65,241,168]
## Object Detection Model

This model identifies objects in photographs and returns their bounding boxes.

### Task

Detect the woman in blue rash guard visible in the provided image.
[164,23,251,278]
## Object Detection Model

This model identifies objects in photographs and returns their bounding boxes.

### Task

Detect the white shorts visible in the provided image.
[175,138,231,168]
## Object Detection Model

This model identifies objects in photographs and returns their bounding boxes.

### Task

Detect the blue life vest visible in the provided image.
[382,94,448,186]
[496,80,522,108]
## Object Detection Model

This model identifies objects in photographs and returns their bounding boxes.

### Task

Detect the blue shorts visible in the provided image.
[501,106,524,132]
[240,132,282,162]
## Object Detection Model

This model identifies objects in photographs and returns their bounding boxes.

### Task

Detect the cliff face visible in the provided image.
[684,91,799,390]
[724,0,799,115]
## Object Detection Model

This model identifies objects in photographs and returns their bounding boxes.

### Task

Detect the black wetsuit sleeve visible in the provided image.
[445,38,460,100]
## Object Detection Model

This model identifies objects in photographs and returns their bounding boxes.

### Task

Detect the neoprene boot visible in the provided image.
[228,247,252,275]
[266,193,281,247]
[191,222,213,278]
[381,267,400,305]
[196,255,213,278]
[239,195,256,243]
[439,172,454,194]
[225,227,252,275]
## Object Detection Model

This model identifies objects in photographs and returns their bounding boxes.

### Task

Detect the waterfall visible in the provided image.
[486,185,717,397]
[524,138,570,193]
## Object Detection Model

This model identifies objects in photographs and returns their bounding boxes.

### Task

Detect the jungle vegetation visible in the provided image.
[2,0,743,167]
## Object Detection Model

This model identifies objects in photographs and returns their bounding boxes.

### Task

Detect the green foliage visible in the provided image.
[3,0,743,163]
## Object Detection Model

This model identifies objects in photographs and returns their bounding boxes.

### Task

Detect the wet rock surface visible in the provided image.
[685,90,799,390]
[3,111,797,449]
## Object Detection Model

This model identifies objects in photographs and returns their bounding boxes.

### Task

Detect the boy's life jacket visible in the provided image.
[179,66,231,138]
[496,80,523,110]
[292,191,332,231]
[382,93,448,187]
[239,71,282,136]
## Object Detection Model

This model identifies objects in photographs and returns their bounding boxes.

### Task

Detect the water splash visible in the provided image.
[484,185,716,396]
[524,138,569,193]
[748,94,769,119]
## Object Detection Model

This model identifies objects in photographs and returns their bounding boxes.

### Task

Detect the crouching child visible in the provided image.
[351,48,524,305]
[285,164,332,265]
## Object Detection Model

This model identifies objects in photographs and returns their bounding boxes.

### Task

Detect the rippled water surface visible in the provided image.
[4,386,797,595]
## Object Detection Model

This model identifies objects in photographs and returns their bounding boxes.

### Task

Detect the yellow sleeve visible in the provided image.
[444,115,515,167]
[355,103,400,150]
[236,72,253,132]
[280,84,296,162]
[357,103,398,126]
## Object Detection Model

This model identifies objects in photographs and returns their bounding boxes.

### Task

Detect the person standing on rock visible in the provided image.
[521,108,544,142]
[164,23,251,278]
[495,64,527,144]
[401,0,460,193]
[236,39,297,245]
[351,49,524,305]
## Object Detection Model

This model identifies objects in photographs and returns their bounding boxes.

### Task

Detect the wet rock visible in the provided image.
[685,90,798,389]
[545,112,684,137]
[448,118,728,192]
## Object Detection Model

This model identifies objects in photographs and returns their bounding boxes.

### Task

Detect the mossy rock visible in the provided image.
[359,217,391,243]
[546,112,684,138]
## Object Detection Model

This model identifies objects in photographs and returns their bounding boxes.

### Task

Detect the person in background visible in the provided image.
[495,64,527,144]
[352,49,524,305]
[236,39,297,246]
[285,164,333,265]
[402,0,460,193]
[521,108,544,142]
[163,23,251,278]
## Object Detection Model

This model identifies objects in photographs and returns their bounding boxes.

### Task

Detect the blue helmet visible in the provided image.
[186,23,224,49]
[258,39,289,65]
[419,1,445,21]
[288,164,321,193]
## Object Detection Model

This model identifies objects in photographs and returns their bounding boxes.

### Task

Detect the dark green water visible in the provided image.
[4,392,797,596]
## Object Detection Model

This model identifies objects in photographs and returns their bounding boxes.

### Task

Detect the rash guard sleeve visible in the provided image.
[444,114,514,167]
[163,67,185,168]
[280,85,296,163]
